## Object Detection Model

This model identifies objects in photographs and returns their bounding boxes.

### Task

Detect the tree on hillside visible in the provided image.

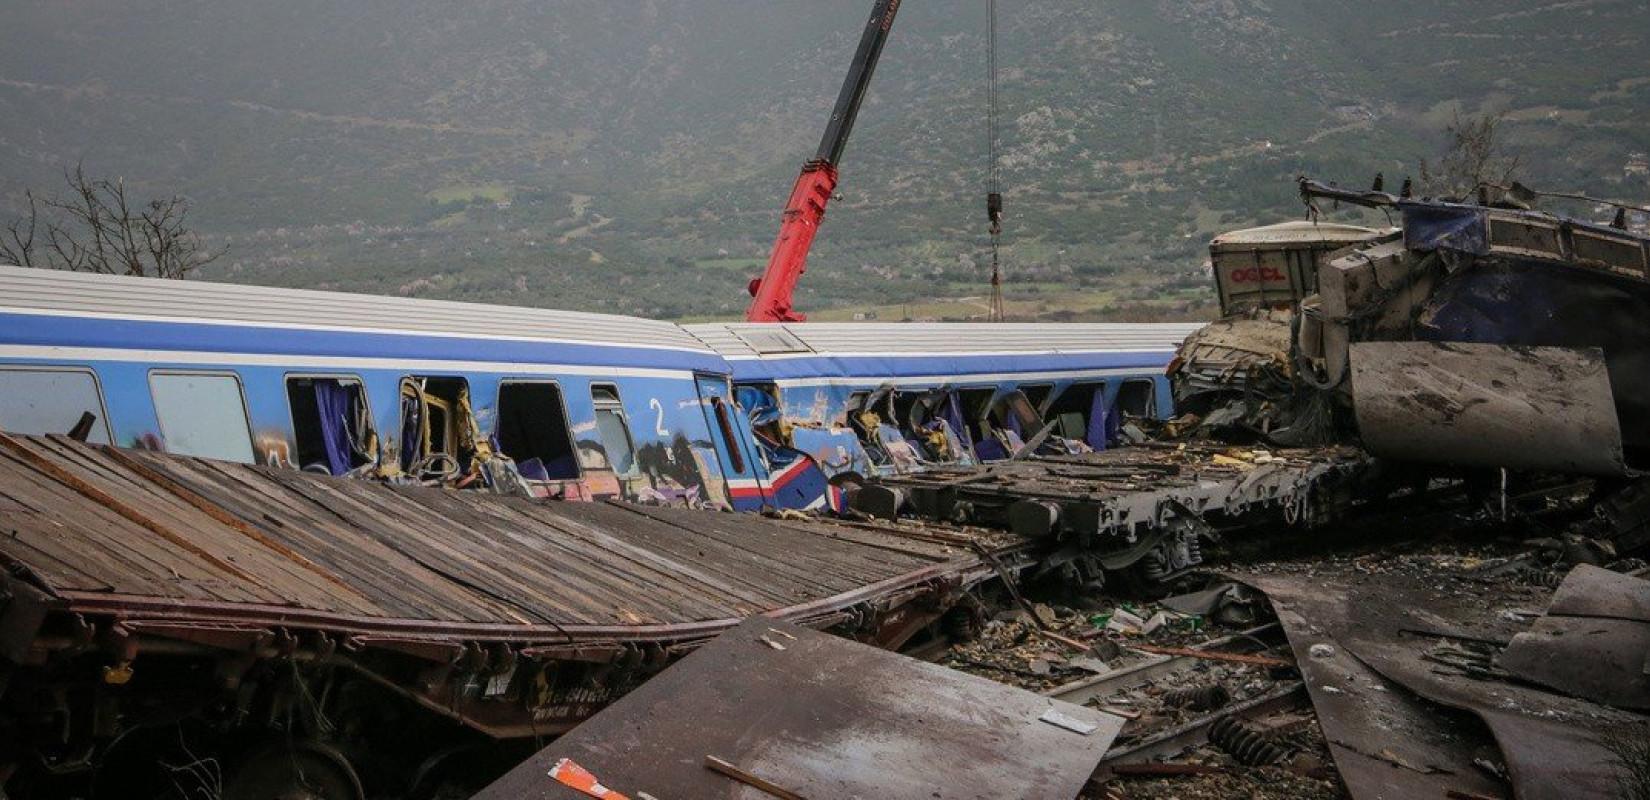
[0,166,223,279]
[1418,110,1524,202]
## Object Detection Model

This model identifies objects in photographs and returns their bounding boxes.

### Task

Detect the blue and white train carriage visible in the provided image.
[0,265,809,511]
[686,321,1200,481]
[0,265,1196,512]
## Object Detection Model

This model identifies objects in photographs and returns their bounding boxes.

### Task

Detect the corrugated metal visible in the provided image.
[0,265,713,353]
[685,322,1202,359]
[0,433,1005,634]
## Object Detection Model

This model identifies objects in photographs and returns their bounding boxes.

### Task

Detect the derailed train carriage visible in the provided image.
[688,321,1197,486]
[0,266,1191,511]
[0,264,790,512]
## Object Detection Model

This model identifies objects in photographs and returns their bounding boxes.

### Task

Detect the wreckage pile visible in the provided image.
[855,443,1378,590]
[920,497,1650,800]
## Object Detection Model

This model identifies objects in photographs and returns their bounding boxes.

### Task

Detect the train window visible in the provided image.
[1020,384,1054,415]
[287,377,376,476]
[149,372,256,463]
[0,367,112,444]
[709,397,747,474]
[957,388,995,441]
[497,381,580,481]
[590,384,638,476]
[1045,383,1106,446]
[1118,380,1156,419]
[399,376,478,480]
[844,391,870,424]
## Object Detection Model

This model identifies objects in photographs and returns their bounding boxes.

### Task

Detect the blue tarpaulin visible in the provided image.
[1402,204,1489,255]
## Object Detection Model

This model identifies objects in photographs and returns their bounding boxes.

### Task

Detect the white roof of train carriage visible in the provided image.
[684,321,1203,360]
[0,264,717,355]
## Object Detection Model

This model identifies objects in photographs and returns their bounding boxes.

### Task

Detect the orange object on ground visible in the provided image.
[549,758,630,800]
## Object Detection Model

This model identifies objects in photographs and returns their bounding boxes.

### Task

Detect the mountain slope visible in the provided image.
[1,0,1646,319]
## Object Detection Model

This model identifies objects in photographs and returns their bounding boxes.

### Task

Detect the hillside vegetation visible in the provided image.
[2,1,1646,320]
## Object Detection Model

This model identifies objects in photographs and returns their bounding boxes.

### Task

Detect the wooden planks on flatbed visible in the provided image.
[0,434,999,635]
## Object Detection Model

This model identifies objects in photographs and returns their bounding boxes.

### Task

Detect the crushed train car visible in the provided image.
[1175,179,1650,480]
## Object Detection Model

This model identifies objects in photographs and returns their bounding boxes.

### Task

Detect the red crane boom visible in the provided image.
[745,0,902,322]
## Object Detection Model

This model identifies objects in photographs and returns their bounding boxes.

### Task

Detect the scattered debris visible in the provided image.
[1208,715,1295,767]
[704,755,807,800]
[1163,684,1232,712]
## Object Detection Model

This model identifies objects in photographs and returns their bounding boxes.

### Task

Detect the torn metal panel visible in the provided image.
[1499,565,1650,711]
[1247,568,1646,800]
[473,617,1124,800]
[1350,341,1627,476]
[1246,575,1509,800]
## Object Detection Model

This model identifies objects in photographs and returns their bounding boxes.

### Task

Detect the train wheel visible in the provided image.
[222,741,364,800]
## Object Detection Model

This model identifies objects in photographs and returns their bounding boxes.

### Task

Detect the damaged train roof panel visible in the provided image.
[474,617,1125,800]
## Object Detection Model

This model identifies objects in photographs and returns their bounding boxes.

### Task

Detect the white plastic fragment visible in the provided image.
[1039,707,1100,735]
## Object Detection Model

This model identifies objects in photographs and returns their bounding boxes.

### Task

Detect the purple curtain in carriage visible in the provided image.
[314,382,354,476]
[1086,388,1109,452]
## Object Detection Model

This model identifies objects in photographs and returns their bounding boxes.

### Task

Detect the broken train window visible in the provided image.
[590,384,638,476]
[496,381,580,481]
[287,376,377,476]
[398,376,487,482]
[1117,379,1158,419]
[1044,382,1110,450]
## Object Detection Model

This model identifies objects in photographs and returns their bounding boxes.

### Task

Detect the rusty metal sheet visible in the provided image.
[1499,565,1650,711]
[473,617,1124,800]
[1349,341,1626,475]
[0,433,1008,639]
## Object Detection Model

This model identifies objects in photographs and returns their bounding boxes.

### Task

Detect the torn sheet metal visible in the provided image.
[473,617,1124,800]
[1245,575,1508,800]
[1499,565,1650,711]
[1350,341,1627,475]
[1247,569,1645,800]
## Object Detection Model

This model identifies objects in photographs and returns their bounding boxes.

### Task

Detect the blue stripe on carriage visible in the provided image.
[0,312,728,374]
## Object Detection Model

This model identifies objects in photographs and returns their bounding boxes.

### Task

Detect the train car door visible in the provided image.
[694,373,768,510]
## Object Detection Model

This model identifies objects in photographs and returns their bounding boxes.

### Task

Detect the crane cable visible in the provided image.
[985,0,1005,322]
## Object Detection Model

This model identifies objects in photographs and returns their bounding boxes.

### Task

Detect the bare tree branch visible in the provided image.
[1419,110,1525,202]
[0,190,41,268]
[2,163,224,278]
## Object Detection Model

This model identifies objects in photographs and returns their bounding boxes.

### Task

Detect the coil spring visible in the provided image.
[1208,715,1292,767]
[1520,566,1565,588]
[942,606,984,642]
[1162,684,1231,712]
[1182,534,1203,568]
